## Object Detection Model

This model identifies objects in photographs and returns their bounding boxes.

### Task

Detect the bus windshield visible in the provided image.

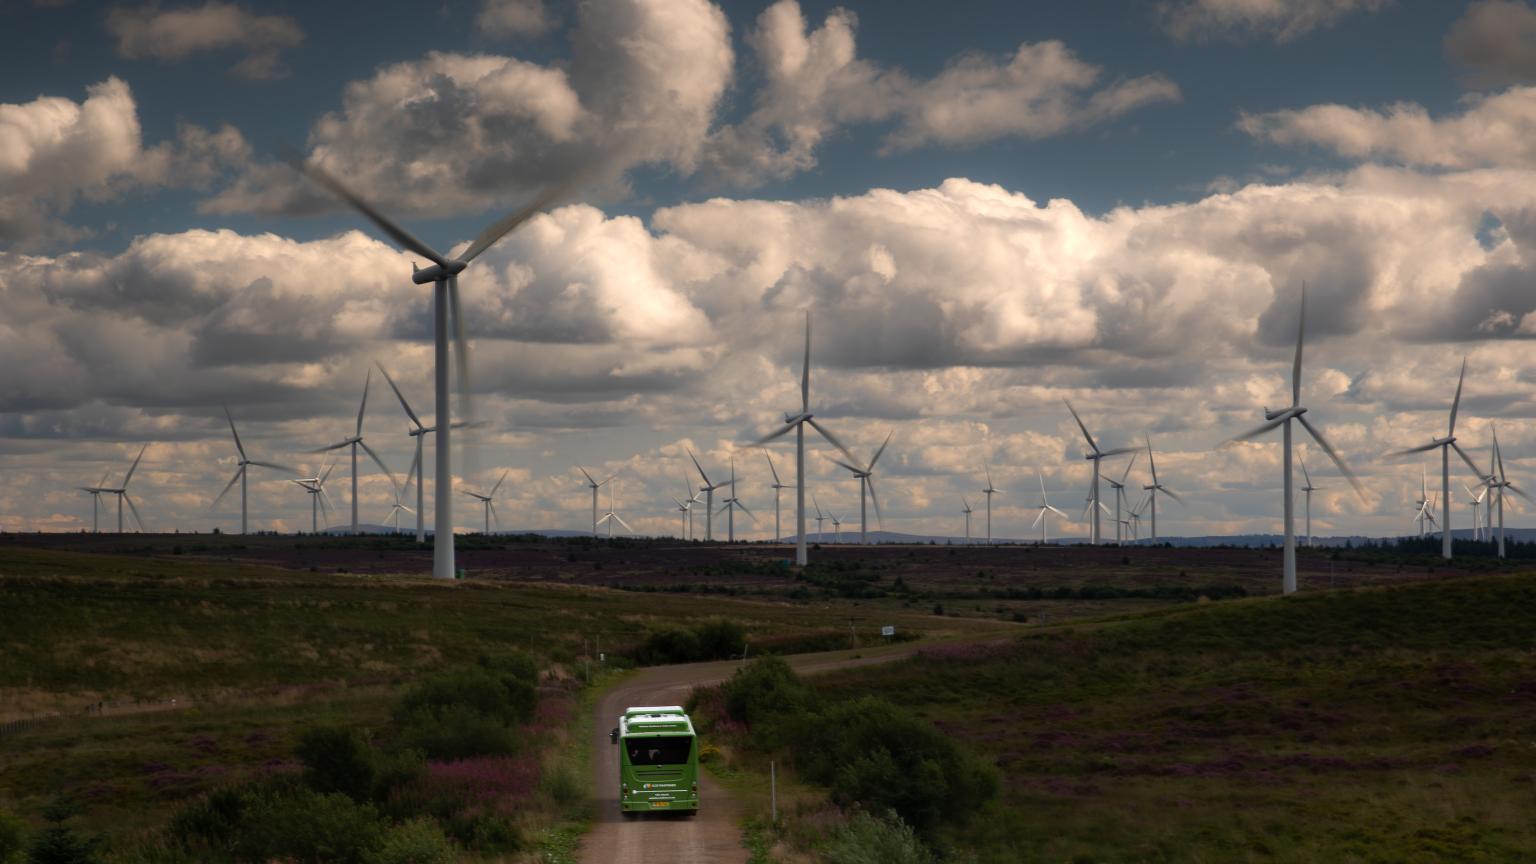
[626,735,692,766]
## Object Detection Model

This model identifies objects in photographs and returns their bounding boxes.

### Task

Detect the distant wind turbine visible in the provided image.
[78,470,110,534]
[688,450,730,541]
[461,470,508,535]
[749,311,858,564]
[764,451,791,542]
[1464,483,1486,541]
[213,406,293,535]
[1299,455,1318,547]
[1065,400,1142,546]
[1142,433,1183,543]
[961,496,974,543]
[717,458,755,542]
[578,466,616,538]
[291,462,337,533]
[812,494,827,541]
[1101,452,1138,546]
[1229,283,1363,595]
[830,432,892,545]
[982,467,1000,545]
[311,370,396,535]
[1386,358,1481,560]
[1485,426,1530,558]
[596,485,633,538]
[88,446,149,533]
[377,361,478,545]
[1031,472,1067,544]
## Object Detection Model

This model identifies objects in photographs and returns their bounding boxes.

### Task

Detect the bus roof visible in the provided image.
[619,706,694,737]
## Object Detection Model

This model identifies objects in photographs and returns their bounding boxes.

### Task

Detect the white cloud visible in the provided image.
[1445,1,1536,88]
[1159,0,1391,42]
[0,77,247,248]
[107,1,305,80]
[1239,87,1536,169]
[703,1,1178,185]
[476,0,554,37]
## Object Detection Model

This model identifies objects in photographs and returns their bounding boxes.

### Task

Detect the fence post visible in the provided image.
[770,760,777,824]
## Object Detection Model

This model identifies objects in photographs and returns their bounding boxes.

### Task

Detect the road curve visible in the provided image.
[577,645,960,864]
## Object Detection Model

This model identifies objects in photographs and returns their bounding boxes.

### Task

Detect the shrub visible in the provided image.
[370,819,456,864]
[235,787,387,864]
[296,725,378,801]
[538,762,585,813]
[395,665,536,729]
[693,618,746,659]
[823,811,934,864]
[792,698,997,829]
[25,827,99,864]
[720,655,816,731]
[395,704,522,761]
[439,810,520,855]
[0,811,25,864]
[635,618,746,665]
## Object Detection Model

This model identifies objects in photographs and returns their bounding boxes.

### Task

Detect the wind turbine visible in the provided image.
[830,432,892,545]
[749,311,858,565]
[312,371,396,535]
[961,497,974,543]
[93,446,149,533]
[763,451,791,542]
[1465,484,1486,541]
[1101,452,1138,545]
[812,494,827,541]
[596,485,633,538]
[291,462,337,533]
[1031,472,1067,544]
[291,156,568,579]
[384,450,419,534]
[1128,493,1151,541]
[78,470,110,533]
[981,468,1000,545]
[1485,426,1530,557]
[830,510,843,543]
[1065,400,1142,545]
[213,406,292,535]
[688,449,730,541]
[461,470,508,535]
[1299,455,1318,547]
[1229,284,1363,594]
[1142,434,1183,543]
[1386,358,1481,560]
[718,457,755,542]
[377,362,477,545]
[671,494,692,539]
[578,466,616,538]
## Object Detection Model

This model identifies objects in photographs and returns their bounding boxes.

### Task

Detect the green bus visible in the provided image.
[610,705,699,816]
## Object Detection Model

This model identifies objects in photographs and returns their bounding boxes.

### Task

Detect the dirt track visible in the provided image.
[579,647,939,864]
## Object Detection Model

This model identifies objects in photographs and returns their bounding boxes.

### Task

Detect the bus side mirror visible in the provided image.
[610,728,619,744]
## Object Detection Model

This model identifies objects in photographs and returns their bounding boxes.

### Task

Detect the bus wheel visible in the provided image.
[621,810,636,820]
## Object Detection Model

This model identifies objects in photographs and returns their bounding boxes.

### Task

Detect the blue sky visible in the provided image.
[5,0,1536,544]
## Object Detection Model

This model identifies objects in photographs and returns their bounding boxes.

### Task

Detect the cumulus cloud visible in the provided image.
[703,1,1178,185]
[1446,0,1536,87]
[107,1,304,80]
[1239,87,1536,169]
[476,0,554,37]
[1159,0,1391,42]
[209,0,731,218]
[0,77,248,248]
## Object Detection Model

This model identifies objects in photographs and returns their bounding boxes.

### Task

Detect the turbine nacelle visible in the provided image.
[1264,405,1306,422]
[784,411,812,425]
[410,260,468,284]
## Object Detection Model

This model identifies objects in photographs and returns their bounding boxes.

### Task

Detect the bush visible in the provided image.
[296,725,378,801]
[538,762,585,813]
[693,618,746,660]
[395,704,522,761]
[635,618,746,665]
[720,655,815,730]
[25,828,99,864]
[792,698,997,829]
[823,811,934,864]
[395,665,536,729]
[0,811,25,864]
[235,786,387,864]
[371,819,456,864]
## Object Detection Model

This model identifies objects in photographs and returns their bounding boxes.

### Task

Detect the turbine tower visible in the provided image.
[312,371,395,535]
[1485,427,1530,557]
[1031,472,1066,544]
[213,406,292,535]
[1101,452,1138,546]
[688,450,730,541]
[812,495,827,541]
[961,497,973,543]
[291,157,567,579]
[718,458,755,542]
[1465,484,1486,541]
[378,362,476,545]
[671,495,692,539]
[1229,283,1362,595]
[461,470,508,535]
[1386,358,1481,560]
[1142,434,1183,543]
[78,471,111,533]
[578,467,615,538]
[749,311,858,565]
[982,468,1000,545]
[764,451,791,542]
[831,432,892,545]
[1065,400,1141,545]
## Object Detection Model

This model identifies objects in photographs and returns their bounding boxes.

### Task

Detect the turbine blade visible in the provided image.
[448,274,480,481]
[224,404,246,459]
[750,423,795,448]
[1160,486,1186,505]
[490,469,509,496]
[1120,451,1137,484]
[376,362,422,429]
[211,467,243,510]
[1145,433,1158,485]
[356,368,371,436]
[801,310,811,414]
[578,465,597,485]
[1297,414,1365,499]
[867,431,893,470]
[867,478,883,529]
[1451,441,1482,478]
[1100,446,1142,458]
[1230,417,1285,443]
[358,440,395,489]
[308,441,353,454]
[403,448,420,498]
[1046,505,1068,518]
[459,182,572,264]
[1063,399,1098,452]
[612,513,634,533]
[764,451,781,485]
[124,494,145,531]
[248,460,295,472]
[1385,442,1441,458]
[687,448,711,485]
[122,444,148,488]
[1298,455,1312,487]
[806,418,858,465]
[736,501,757,521]
[1448,356,1466,436]
[319,488,336,522]
[320,462,336,483]
[830,457,863,474]
[1293,281,1306,407]
[284,150,448,266]
[1507,482,1533,504]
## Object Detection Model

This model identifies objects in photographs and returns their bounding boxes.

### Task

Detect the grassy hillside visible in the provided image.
[809,575,1536,863]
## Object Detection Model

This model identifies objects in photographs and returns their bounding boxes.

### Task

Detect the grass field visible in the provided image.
[804,574,1536,862]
